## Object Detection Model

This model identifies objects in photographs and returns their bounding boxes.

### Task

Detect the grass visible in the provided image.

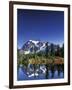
[17,53,64,67]
[28,56,64,65]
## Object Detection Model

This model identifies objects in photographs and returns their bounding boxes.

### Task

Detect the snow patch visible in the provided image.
[28,73,39,77]
[40,43,46,51]
[24,50,30,54]
[29,40,39,45]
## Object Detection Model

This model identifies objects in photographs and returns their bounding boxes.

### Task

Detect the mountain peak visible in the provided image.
[29,40,39,45]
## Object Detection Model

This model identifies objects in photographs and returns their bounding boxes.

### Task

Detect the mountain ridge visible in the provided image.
[19,40,62,54]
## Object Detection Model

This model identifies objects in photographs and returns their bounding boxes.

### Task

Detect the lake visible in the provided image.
[17,65,64,81]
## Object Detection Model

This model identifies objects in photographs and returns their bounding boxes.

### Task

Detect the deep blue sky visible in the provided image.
[17,9,64,49]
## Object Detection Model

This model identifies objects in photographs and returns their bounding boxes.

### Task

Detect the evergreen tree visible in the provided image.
[45,42,49,79]
[56,45,61,56]
[45,42,49,58]
[17,48,20,58]
[50,43,55,56]
[61,43,64,57]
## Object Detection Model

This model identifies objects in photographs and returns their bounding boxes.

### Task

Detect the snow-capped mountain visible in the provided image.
[21,40,46,54]
[19,40,57,54]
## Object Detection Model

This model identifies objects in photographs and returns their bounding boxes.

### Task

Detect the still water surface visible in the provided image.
[17,65,64,81]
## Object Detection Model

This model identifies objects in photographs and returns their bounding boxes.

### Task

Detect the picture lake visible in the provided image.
[17,64,64,81]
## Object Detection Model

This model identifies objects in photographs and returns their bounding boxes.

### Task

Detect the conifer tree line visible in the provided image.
[45,42,64,58]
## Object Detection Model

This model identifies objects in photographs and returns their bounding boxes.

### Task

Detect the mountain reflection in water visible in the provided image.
[17,65,64,81]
